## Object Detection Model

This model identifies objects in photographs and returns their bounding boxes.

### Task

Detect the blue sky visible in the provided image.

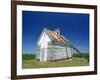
[22,11,89,54]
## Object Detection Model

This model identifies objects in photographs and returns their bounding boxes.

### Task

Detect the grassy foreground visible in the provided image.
[22,54,89,69]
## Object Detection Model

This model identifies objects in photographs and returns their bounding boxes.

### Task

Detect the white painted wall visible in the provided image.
[38,32,51,61]
[47,45,73,60]
[38,32,51,48]
[67,47,72,58]
[38,32,73,61]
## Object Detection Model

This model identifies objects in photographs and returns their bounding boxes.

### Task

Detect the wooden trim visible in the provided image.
[11,1,17,80]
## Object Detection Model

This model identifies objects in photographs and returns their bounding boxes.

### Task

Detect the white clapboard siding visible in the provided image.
[67,47,72,58]
[47,45,68,61]
[37,30,73,61]
[38,32,51,48]
[37,32,51,61]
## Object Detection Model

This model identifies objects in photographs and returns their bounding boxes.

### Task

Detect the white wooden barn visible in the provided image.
[36,28,80,61]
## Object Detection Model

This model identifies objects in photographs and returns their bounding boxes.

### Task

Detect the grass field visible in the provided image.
[22,53,89,69]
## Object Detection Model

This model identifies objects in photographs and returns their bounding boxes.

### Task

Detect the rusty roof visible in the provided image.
[45,28,69,45]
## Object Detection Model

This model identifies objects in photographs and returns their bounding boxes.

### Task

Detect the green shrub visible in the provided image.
[73,53,81,57]
[73,53,89,61]
[22,54,36,60]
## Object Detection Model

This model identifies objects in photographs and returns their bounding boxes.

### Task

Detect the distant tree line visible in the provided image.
[73,53,89,61]
[22,54,36,60]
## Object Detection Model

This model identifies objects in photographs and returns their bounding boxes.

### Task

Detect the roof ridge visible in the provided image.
[44,27,55,32]
[60,35,71,43]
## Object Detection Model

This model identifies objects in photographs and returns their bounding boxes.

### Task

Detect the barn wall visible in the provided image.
[36,32,51,61]
[67,47,73,58]
[36,48,40,60]
[36,31,73,61]
[47,45,68,61]
[36,48,47,61]
[37,45,73,61]
[38,32,51,48]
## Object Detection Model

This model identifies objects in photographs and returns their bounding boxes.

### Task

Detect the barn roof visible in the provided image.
[44,28,71,45]
[37,27,81,53]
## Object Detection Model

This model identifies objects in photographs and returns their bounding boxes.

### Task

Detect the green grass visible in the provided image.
[22,53,89,69]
